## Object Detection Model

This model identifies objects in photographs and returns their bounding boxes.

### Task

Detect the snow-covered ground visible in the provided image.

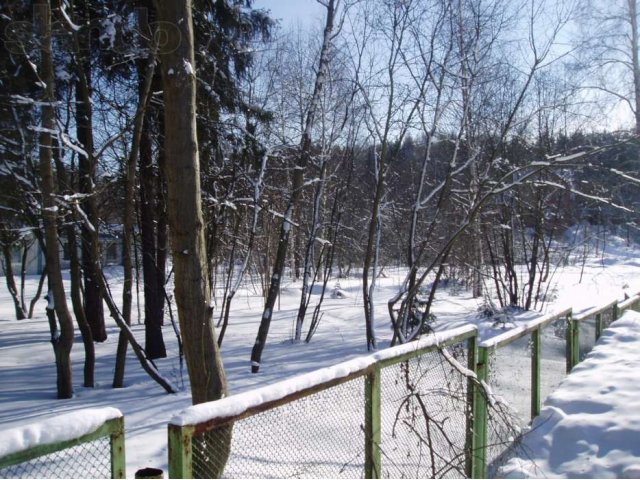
[499,310,640,479]
[1,234,640,476]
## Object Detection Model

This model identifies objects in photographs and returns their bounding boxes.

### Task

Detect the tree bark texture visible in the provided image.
[35,0,74,399]
[73,0,106,342]
[157,0,227,405]
[53,136,95,388]
[140,70,167,360]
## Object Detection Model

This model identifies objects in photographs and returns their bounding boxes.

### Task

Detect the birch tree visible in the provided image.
[250,0,340,373]
[576,0,640,133]
[348,0,425,350]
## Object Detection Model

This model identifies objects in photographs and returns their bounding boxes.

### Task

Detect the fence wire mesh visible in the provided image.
[539,319,567,404]
[184,339,476,479]
[378,343,470,479]
[601,309,615,331]
[0,436,112,479]
[485,335,532,469]
[579,317,597,361]
[192,376,366,479]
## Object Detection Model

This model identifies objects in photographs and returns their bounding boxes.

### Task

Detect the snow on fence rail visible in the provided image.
[0,407,125,479]
[168,325,480,479]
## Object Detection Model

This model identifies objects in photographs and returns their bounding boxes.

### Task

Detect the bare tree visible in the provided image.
[575,0,640,132]
[251,0,340,373]
[35,0,75,399]
[386,0,577,341]
[347,0,426,350]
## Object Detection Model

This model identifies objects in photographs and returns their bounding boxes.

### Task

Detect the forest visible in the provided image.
[1,0,640,409]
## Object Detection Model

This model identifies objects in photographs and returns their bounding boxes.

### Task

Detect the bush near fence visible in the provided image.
[0,407,125,479]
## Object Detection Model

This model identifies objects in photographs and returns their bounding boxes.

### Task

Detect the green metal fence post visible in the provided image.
[365,366,382,479]
[168,424,194,479]
[472,346,489,479]
[531,328,541,420]
[465,335,479,478]
[612,302,619,322]
[364,366,381,479]
[566,311,579,373]
[110,417,126,479]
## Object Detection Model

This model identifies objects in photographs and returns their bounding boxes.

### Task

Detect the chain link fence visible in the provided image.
[539,318,567,406]
[579,316,597,361]
[191,376,366,479]
[474,308,573,477]
[169,326,478,479]
[600,308,616,332]
[2,297,637,480]
[0,410,125,479]
[481,297,640,477]
[0,437,112,479]
[485,334,532,468]
[378,343,470,478]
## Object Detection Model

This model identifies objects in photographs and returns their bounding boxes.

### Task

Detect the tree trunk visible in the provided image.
[140,70,166,360]
[157,6,233,470]
[53,135,95,388]
[28,267,47,319]
[156,110,168,318]
[114,23,158,388]
[1,240,27,320]
[294,160,328,341]
[158,0,228,404]
[35,0,74,399]
[74,0,106,342]
[66,222,95,387]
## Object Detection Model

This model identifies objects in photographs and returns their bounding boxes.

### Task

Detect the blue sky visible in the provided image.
[252,0,325,27]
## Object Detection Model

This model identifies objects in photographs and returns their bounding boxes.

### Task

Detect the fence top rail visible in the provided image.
[619,294,640,312]
[0,407,122,459]
[573,298,619,322]
[479,307,572,350]
[170,324,477,429]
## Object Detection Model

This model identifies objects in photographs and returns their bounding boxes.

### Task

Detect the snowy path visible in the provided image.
[499,310,640,479]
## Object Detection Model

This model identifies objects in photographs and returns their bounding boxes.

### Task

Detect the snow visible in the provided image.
[1,233,640,475]
[59,5,81,32]
[499,310,640,478]
[480,308,571,348]
[100,17,118,49]
[0,407,121,458]
[183,60,194,76]
[46,290,54,310]
[58,131,90,159]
